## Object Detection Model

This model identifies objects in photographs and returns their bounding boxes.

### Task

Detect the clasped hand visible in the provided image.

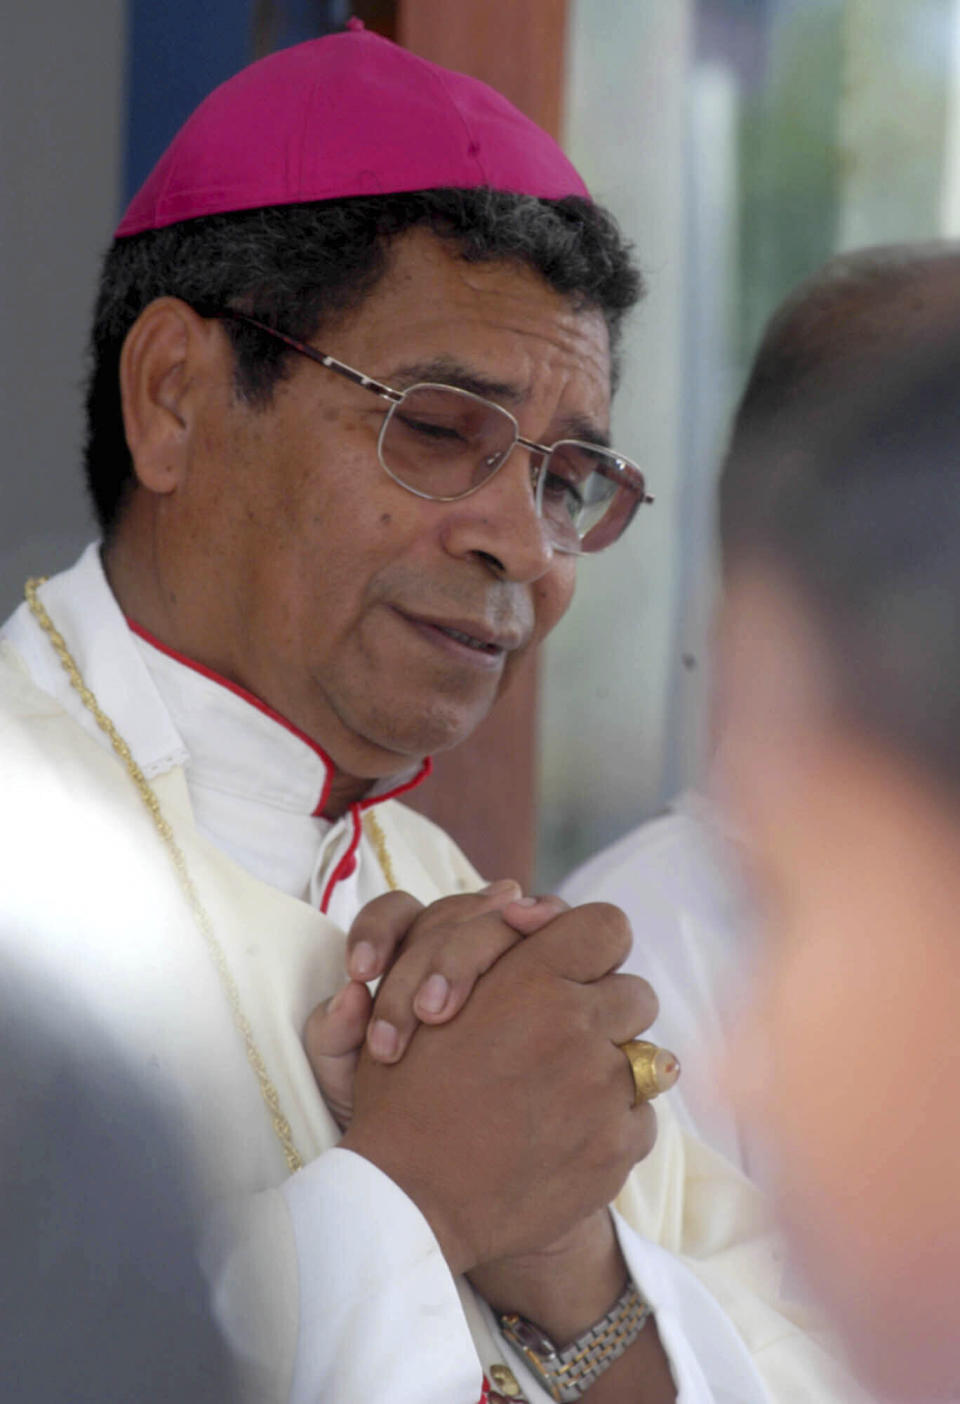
[304,883,659,1278]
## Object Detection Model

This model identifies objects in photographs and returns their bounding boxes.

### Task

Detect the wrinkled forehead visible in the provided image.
[334,230,613,410]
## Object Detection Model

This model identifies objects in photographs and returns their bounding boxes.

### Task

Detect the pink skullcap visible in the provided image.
[116,21,589,238]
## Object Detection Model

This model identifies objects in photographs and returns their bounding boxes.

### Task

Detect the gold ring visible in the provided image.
[618,1040,681,1104]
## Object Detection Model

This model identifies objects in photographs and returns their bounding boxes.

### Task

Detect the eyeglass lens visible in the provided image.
[379,384,645,554]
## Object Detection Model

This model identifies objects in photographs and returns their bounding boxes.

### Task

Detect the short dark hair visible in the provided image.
[85,188,643,534]
[719,265,960,795]
[722,242,960,481]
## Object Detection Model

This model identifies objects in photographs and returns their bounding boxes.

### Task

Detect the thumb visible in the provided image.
[304,980,373,1129]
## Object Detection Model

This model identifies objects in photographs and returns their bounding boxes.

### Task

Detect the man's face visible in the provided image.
[150,230,611,779]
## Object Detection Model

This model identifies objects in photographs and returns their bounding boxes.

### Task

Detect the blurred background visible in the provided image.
[3,0,958,886]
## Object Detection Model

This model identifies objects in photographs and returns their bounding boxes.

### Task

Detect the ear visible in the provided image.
[119,297,223,496]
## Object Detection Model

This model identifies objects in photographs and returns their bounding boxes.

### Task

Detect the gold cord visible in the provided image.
[25,578,305,1173]
[362,807,399,890]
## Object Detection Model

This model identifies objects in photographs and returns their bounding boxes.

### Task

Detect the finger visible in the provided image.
[368,908,526,1062]
[603,1047,660,1156]
[404,896,565,1032]
[345,891,425,981]
[304,980,373,1057]
[626,1103,658,1165]
[500,893,569,936]
[412,904,544,1022]
[303,980,373,1130]
[519,902,633,983]
[345,881,522,982]
[594,971,660,1044]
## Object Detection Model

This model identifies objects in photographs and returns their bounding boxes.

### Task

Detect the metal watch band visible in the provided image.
[497,1279,651,1402]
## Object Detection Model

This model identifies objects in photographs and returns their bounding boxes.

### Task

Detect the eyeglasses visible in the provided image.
[216,310,653,554]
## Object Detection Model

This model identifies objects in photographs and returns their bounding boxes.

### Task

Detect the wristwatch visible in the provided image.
[498,1279,651,1402]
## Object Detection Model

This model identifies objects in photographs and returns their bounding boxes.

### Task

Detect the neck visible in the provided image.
[322,769,376,820]
[105,539,409,822]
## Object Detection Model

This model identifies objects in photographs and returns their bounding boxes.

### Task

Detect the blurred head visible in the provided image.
[716,245,960,1399]
[90,31,644,788]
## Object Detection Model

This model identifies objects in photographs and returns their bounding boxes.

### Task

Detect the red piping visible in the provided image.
[128,619,334,814]
[358,754,433,808]
[320,756,433,912]
[128,621,434,879]
[319,808,364,914]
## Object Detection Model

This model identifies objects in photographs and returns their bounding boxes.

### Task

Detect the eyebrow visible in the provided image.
[389,355,523,403]
[388,355,612,449]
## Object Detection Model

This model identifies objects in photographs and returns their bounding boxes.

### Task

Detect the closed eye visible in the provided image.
[394,412,469,444]
[541,470,585,514]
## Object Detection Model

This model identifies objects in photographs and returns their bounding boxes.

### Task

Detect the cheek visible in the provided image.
[531,558,576,642]
[736,860,960,1394]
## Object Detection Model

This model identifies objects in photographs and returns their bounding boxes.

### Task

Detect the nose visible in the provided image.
[438,444,558,582]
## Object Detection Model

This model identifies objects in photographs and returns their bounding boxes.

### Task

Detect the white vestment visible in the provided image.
[0,546,869,1404]
[560,799,756,1173]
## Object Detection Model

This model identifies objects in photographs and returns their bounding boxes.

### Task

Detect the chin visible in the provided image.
[361,697,493,762]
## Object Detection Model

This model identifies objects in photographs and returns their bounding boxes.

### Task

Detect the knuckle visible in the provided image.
[603,1104,656,1173]
[608,971,658,1028]
[375,929,449,1017]
[630,1104,658,1163]
[632,975,659,1024]
[414,890,490,931]
[440,914,518,979]
[371,978,415,1029]
[349,890,421,948]
[583,902,632,965]
[562,997,596,1046]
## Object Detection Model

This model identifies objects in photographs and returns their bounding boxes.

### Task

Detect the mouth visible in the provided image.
[392,608,521,667]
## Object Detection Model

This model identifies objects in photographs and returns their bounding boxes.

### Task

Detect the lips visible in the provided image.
[431,623,502,654]
[392,607,524,659]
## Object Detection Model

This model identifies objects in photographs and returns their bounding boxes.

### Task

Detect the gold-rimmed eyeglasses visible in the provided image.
[216,310,653,554]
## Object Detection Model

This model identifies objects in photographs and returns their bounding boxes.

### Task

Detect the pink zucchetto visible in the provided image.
[116,20,590,238]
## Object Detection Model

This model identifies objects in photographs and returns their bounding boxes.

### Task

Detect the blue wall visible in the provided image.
[123,0,352,204]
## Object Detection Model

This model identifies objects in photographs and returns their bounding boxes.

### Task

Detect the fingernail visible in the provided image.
[328,986,346,1015]
[510,896,539,908]
[369,1019,399,1060]
[349,940,377,980]
[416,972,450,1016]
[480,879,520,897]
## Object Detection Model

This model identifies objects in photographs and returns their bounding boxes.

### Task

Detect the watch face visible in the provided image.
[499,1313,557,1359]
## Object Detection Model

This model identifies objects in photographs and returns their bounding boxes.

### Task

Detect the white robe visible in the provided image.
[0,546,868,1404]
[560,799,757,1174]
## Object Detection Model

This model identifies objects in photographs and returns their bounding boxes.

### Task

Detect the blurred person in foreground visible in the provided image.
[0,21,866,1404]
[563,242,960,1180]
[715,292,960,1401]
[0,962,236,1403]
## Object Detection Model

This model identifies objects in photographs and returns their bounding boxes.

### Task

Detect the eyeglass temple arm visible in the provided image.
[216,308,653,507]
[215,309,402,404]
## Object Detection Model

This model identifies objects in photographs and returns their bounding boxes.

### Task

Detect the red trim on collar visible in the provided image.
[318,753,432,912]
[126,619,434,826]
[127,618,334,813]
[319,808,363,914]
[358,754,433,809]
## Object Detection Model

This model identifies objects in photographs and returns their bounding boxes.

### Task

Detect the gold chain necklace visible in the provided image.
[362,806,397,890]
[25,578,399,1174]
